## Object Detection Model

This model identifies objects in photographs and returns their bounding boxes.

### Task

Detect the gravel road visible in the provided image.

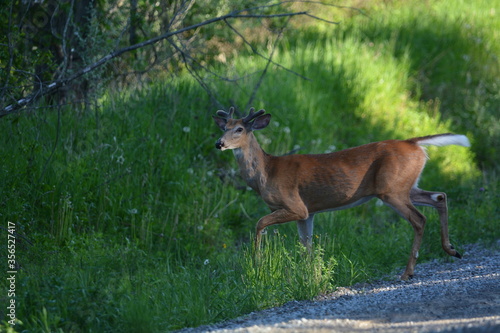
[180,242,500,333]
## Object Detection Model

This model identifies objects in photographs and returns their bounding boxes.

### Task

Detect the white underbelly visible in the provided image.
[314,196,375,214]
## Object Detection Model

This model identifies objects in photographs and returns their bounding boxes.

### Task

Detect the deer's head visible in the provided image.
[213,107,271,150]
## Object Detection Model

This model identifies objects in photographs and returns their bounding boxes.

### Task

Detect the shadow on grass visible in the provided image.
[352,15,500,170]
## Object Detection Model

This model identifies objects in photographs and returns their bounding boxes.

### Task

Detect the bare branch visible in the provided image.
[265,1,368,18]
[1,2,341,117]
[246,17,290,109]
[167,38,222,107]
[223,19,311,82]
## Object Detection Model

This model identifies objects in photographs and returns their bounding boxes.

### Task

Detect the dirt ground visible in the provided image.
[180,242,500,333]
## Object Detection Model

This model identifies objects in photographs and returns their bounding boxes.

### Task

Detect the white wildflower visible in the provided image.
[116,155,125,165]
[325,145,337,153]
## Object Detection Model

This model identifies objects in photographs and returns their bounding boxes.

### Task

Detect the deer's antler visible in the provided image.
[242,107,265,124]
[216,106,235,119]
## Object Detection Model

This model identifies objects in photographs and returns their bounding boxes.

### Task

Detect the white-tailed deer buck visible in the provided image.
[213,107,469,280]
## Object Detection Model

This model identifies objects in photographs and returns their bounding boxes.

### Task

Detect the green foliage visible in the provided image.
[337,0,500,170]
[0,0,499,332]
[0,2,55,105]
[242,234,336,308]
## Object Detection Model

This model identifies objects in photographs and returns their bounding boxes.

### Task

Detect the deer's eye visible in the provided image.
[235,127,244,133]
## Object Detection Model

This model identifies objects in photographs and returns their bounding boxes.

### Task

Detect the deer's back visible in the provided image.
[263,139,427,213]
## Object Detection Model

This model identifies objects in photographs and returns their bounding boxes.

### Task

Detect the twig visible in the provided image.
[224,19,311,82]
[279,0,369,18]
[246,17,290,109]
[167,38,222,107]
[1,2,342,117]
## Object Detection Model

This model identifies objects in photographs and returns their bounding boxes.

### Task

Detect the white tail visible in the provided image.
[415,134,470,147]
[214,107,469,280]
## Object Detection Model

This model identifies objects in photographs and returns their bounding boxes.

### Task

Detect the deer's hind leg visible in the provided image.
[379,193,427,280]
[410,188,462,259]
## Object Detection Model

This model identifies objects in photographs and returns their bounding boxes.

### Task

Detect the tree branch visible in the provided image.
[246,17,290,109]
[224,18,310,82]
[1,3,339,117]
[167,37,222,107]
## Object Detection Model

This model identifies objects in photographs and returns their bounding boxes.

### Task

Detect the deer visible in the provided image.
[213,107,469,280]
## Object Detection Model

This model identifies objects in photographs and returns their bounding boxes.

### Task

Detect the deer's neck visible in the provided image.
[233,133,268,193]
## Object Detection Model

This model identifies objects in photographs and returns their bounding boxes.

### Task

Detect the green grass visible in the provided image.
[1,0,499,331]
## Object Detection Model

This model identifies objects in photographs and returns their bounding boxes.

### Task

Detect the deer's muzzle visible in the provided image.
[215,139,224,150]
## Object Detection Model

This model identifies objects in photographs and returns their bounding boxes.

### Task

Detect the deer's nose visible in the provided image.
[215,139,224,150]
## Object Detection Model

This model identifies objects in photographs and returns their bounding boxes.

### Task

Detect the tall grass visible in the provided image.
[1,0,499,331]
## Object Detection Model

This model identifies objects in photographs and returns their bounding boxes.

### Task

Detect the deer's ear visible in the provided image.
[213,116,227,131]
[251,114,271,130]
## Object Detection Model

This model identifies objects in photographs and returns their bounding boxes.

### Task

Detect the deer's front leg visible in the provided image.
[297,214,315,251]
[255,207,308,251]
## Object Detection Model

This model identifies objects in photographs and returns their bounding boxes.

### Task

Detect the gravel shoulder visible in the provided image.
[181,242,500,333]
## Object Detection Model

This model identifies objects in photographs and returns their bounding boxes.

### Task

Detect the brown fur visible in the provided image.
[214,108,467,280]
